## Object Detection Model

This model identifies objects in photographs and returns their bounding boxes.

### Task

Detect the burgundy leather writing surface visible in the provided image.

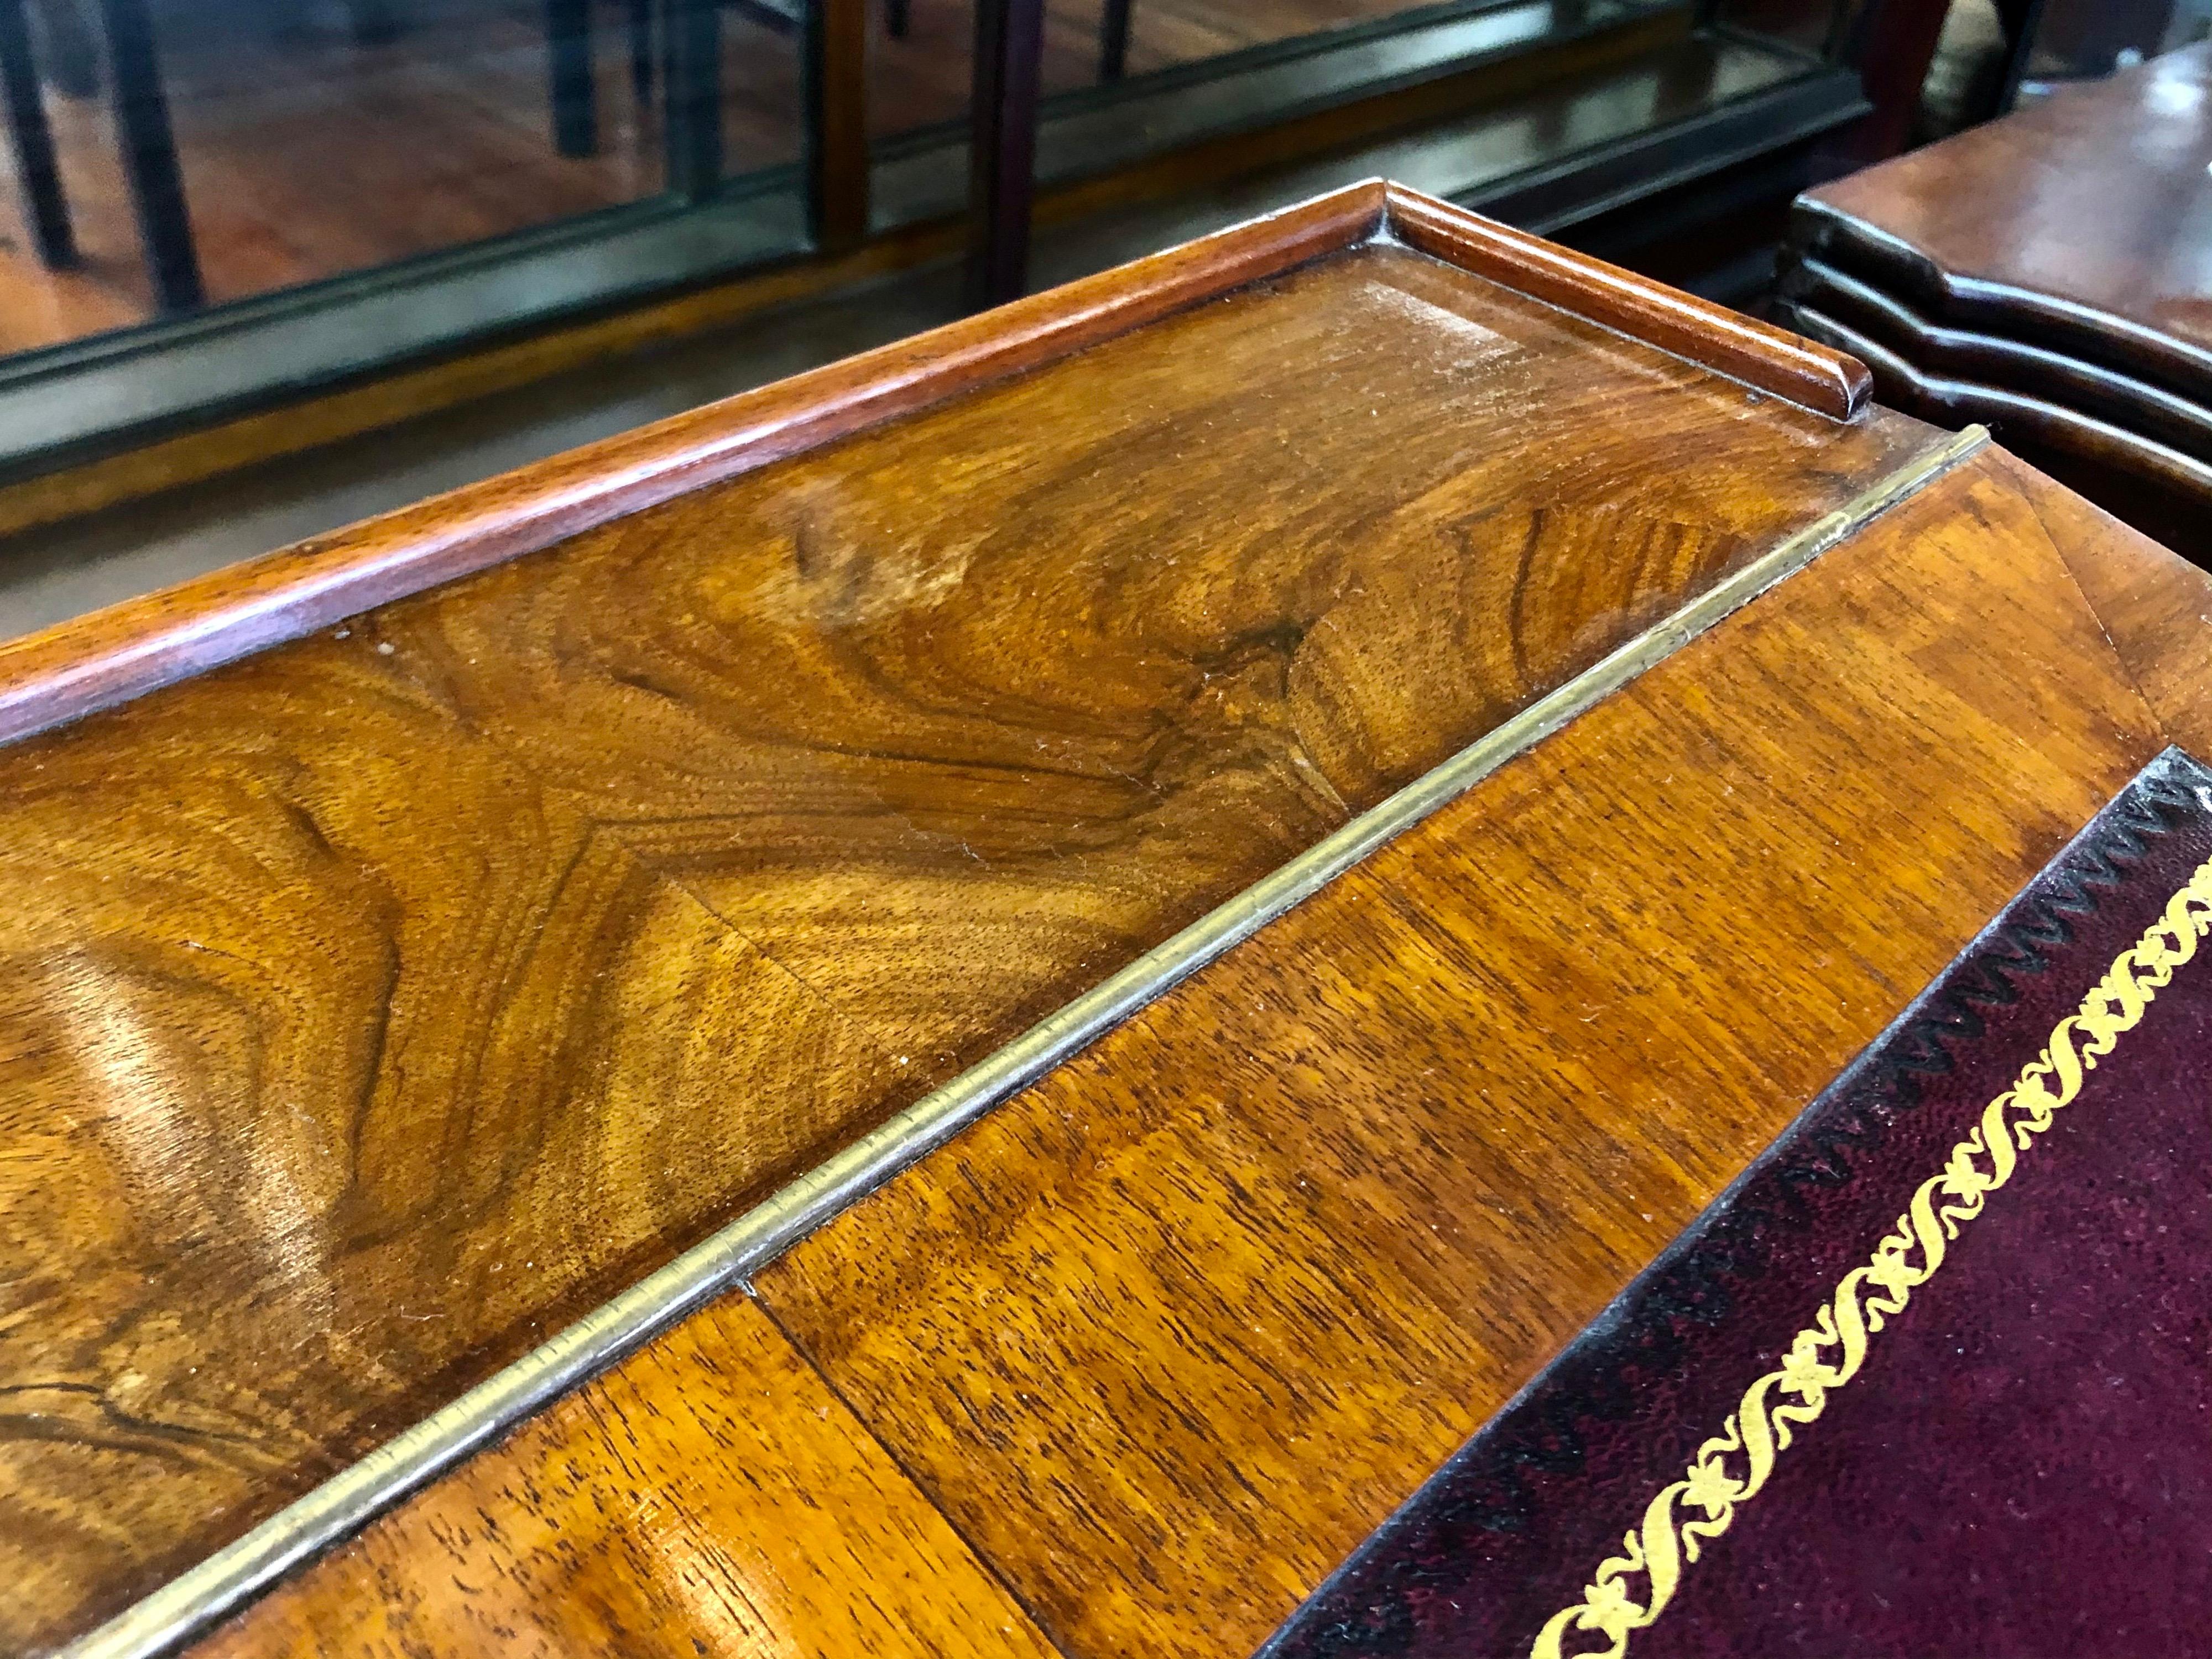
[1264,747,2212,1659]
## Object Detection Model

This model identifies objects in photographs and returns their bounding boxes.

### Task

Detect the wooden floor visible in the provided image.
[0,0,1427,355]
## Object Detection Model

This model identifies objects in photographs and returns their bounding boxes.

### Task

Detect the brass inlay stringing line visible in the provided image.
[66,425,1989,1659]
[1533,852,2212,1659]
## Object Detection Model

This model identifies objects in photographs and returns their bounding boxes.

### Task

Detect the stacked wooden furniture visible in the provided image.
[5,180,2210,1659]
[1776,43,2212,566]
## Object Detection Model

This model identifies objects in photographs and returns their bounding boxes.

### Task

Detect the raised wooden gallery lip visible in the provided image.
[0,179,1870,752]
[61,425,1987,1659]
[16,181,1919,1658]
[1380,185,1871,423]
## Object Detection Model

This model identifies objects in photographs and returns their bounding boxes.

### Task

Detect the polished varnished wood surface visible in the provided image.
[2004,446,2212,757]
[195,1298,1057,1659]
[0,671,901,1648]
[750,448,2184,1659]
[190,447,2212,1659]
[1780,299,2212,567]
[1779,256,2212,463]
[0,226,1929,1650]
[404,244,1902,1076]
[0,182,1876,745]
[1794,44,2212,397]
[1777,48,2212,563]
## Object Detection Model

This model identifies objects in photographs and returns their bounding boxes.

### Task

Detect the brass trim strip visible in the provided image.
[1533,847,2212,1659]
[62,424,1989,1659]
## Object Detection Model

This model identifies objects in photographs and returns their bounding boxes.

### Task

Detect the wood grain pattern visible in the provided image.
[1997,446,2212,758]
[371,244,1921,1074]
[1793,43,2212,403]
[0,226,1928,1652]
[1385,181,1870,418]
[0,180,1874,748]
[754,447,2172,1659]
[0,641,898,1652]
[1783,300,2212,566]
[191,1297,1058,1659]
[0,179,1384,747]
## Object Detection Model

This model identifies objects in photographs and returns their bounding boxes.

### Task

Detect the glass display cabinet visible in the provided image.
[0,0,1873,500]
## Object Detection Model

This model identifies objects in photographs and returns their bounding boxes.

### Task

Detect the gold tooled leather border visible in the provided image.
[1533,854,2212,1659]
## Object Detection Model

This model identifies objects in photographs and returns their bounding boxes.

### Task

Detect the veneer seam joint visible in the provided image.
[54,422,1991,1659]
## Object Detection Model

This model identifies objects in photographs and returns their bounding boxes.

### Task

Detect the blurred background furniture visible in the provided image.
[98,0,203,310]
[0,0,74,269]
[0,0,2079,555]
[1776,40,2212,564]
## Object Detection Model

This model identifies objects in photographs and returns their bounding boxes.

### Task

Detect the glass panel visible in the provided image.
[715,0,807,168]
[864,0,1588,145]
[1101,0,1468,84]
[1705,0,1844,54]
[0,0,802,357]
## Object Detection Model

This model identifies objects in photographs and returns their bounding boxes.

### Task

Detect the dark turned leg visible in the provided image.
[1097,0,1129,82]
[1991,0,2050,116]
[662,0,721,199]
[343,0,402,47]
[547,0,597,157]
[1830,0,1953,165]
[885,0,908,38]
[806,0,868,248]
[963,0,1042,311]
[0,0,75,266]
[625,0,654,108]
[97,0,202,311]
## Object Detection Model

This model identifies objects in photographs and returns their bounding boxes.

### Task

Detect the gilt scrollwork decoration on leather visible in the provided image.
[1532,855,2212,1659]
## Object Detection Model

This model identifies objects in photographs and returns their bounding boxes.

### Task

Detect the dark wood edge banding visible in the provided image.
[1778,255,2212,461]
[1787,196,2212,406]
[54,426,1987,1659]
[0,180,1874,752]
[0,181,1387,749]
[1784,302,2212,504]
[1381,182,1872,421]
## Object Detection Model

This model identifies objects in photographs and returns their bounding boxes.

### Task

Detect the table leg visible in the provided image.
[1833,0,1953,165]
[626,0,655,107]
[547,0,597,157]
[807,0,868,248]
[97,0,202,311]
[963,0,1042,311]
[662,0,721,199]
[344,0,403,47]
[0,0,75,266]
[1098,0,1129,82]
[1991,0,2051,116]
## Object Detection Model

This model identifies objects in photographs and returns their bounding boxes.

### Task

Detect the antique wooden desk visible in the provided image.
[1777,43,2212,565]
[6,180,2211,1659]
